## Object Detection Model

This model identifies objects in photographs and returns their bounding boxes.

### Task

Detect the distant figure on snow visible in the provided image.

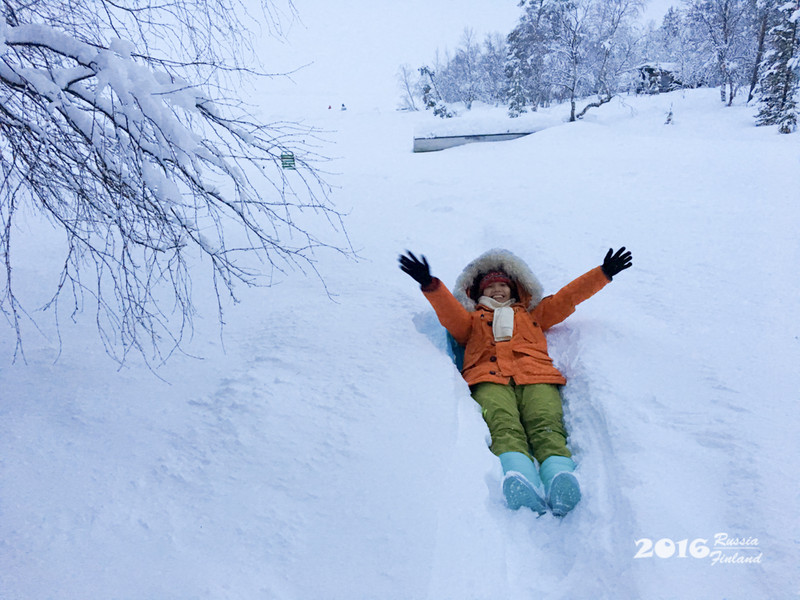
[398,247,632,516]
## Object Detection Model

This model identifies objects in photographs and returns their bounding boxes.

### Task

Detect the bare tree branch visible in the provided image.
[0,0,352,365]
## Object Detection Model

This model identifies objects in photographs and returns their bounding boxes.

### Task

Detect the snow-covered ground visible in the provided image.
[3,86,799,600]
[3,1,800,597]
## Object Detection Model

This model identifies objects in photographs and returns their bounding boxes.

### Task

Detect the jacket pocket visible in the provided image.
[515,315,547,343]
[512,343,552,364]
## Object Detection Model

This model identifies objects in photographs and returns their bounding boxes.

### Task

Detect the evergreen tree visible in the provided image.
[504,0,555,117]
[418,66,454,118]
[756,0,800,133]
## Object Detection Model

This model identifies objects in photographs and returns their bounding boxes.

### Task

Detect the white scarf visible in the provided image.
[478,296,516,342]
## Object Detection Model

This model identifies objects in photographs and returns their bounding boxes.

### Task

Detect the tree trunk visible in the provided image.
[778,17,799,111]
[576,94,614,119]
[748,13,770,103]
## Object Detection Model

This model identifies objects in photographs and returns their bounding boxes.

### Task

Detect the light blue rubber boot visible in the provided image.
[539,456,581,517]
[499,452,547,515]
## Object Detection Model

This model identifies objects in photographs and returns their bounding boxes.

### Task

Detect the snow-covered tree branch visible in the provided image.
[756,0,800,132]
[0,0,352,364]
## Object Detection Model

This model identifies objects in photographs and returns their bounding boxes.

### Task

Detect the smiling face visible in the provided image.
[482,281,512,303]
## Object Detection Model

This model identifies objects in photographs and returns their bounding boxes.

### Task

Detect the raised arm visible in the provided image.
[534,247,633,330]
[399,251,472,344]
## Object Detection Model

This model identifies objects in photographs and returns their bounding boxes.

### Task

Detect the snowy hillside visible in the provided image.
[2,86,799,599]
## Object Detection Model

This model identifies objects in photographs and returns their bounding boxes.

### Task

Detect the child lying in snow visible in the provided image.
[399,247,632,516]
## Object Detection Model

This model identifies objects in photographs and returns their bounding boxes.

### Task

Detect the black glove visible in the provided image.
[398,251,433,287]
[601,247,633,280]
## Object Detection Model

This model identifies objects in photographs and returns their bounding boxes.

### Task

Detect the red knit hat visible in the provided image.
[479,270,512,293]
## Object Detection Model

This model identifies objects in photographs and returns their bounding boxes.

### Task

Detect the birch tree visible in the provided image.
[0,0,351,364]
[548,0,642,121]
[685,0,754,105]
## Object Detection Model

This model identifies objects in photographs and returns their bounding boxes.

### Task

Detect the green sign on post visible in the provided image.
[280,152,296,170]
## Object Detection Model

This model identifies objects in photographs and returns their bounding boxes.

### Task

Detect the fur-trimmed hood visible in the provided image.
[453,248,544,312]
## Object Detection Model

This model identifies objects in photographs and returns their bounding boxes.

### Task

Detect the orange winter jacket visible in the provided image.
[422,266,610,386]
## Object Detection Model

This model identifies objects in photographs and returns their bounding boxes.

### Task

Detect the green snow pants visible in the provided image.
[470,381,572,464]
